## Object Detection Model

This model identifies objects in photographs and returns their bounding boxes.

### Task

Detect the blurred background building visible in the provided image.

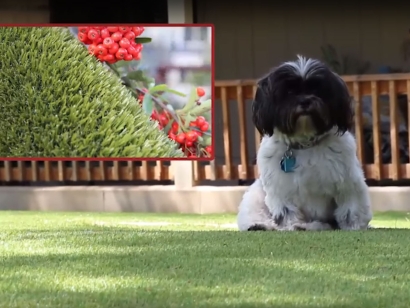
[69,26,212,109]
[141,26,212,108]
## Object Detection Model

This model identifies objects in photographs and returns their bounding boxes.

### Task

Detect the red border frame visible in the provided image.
[0,23,215,162]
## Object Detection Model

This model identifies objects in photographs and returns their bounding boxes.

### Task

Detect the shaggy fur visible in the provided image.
[237,56,372,231]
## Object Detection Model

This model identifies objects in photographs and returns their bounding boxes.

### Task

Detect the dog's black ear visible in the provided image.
[252,76,275,137]
[332,75,354,135]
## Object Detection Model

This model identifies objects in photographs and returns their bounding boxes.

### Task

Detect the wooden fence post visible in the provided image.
[172,161,195,189]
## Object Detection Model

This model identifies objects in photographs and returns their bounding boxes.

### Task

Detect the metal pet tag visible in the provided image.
[280,149,296,173]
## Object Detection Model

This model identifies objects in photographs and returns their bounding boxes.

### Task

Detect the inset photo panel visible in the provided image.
[0,25,213,160]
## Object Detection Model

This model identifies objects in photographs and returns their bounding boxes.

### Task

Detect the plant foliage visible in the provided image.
[0,26,183,157]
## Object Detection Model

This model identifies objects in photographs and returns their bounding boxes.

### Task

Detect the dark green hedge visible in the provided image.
[0,26,183,158]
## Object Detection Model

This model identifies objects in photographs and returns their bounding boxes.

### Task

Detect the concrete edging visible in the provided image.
[0,186,409,213]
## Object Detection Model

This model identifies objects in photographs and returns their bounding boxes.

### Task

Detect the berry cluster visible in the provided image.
[77,26,144,64]
[143,87,212,158]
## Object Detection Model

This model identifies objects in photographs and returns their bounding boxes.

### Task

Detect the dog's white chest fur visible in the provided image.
[257,131,362,222]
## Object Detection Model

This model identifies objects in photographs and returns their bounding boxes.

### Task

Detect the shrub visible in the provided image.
[74,26,213,158]
[0,26,183,158]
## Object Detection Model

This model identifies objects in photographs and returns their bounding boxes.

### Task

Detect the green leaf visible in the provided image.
[166,88,186,97]
[135,37,152,44]
[185,114,197,128]
[202,135,212,146]
[147,77,155,87]
[142,93,154,116]
[148,80,156,89]
[189,99,212,116]
[149,84,168,94]
[181,88,198,113]
[121,76,134,88]
[149,84,186,97]
[163,119,173,134]
[127,70,147,82]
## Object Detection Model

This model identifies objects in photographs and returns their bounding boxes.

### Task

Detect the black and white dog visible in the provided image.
[237,56,372,231]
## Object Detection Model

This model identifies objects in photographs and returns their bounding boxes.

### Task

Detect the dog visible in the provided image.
[237,55,372,231]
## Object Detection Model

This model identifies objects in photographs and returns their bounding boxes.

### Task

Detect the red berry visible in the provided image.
[107,27,119,33]
[132,27,144,35]
[171,121,179,133]
[158,114,169,126]
[134,44,142,53]
[115,48,128,60]
[127,46,138,56]
[87,29,100,41]
[195,116,206,127]
[205,146,212,155]
[93,37,103,45]
[196,87,205,97]
[83,38,93,45]
[124,31,136,41]
[88,44,98,55]
[102,37,114,49]
[95,44,107,56]
[193,130,203,137]
[168,131,176,140]
[186,131,198,142]
[119,38,131,49]
[200,122,209,132]
[78,32,88,42]
[134,53,141,61]
[111,32,123,42]
[100,28,110,39]
[135,27,145,35]
[124,53,133,61]
[97,54,105,61]
[104,54,115,62]
[185,141,194,147]
[118,26,130,33]
[78,27,89,34]
[150,111,158,120]
[175,133,186,144]
[108,43,119,55]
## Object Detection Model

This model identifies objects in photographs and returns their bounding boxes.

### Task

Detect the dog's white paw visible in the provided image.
[290,221,335,231]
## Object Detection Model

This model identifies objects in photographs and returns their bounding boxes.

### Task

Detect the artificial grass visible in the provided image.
[0,27,182,158]
[0,211,410,308]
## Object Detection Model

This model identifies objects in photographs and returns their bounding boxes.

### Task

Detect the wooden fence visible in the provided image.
[213,74,410,181]
[1,73,410,184]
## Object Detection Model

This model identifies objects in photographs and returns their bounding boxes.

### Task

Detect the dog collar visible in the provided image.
[285,137,321,150]
[280,133,330,173]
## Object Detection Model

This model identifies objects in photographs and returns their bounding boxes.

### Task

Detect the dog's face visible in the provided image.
[252,56,353,138]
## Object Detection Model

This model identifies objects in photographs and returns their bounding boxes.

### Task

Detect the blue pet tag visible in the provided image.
[280,149,296,173]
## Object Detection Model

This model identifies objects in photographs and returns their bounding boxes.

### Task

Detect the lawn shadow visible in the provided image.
[1,251,401,308]
[0,285,364,308]
[2,229,410,307]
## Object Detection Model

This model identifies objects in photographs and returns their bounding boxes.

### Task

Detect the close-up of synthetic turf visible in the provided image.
[1,211,410,308]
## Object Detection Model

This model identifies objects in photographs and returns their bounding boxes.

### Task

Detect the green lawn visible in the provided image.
[1,211,410,308]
